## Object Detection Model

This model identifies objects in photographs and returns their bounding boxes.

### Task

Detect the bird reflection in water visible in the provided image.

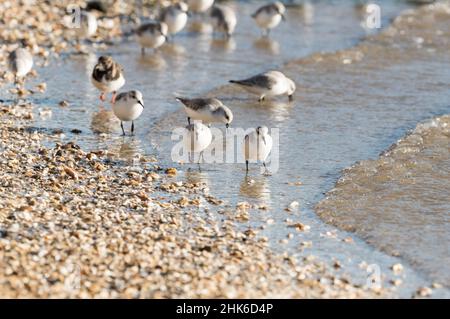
[253,37,280,55]
[137,52,167,70]
[240,175,271,204]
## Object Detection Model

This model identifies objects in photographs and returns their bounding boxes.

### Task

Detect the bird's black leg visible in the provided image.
[188,117,191,125]
[141,47,145,56]
[246,160,249,173]
[263,162,269,174]
[131,121,135,135]
[120,121,125,136]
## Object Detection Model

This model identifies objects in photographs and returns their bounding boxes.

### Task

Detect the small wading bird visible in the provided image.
[7,47,33,87]
[160,2,189,38]
[136,21,168,55]
[76,10,98,40]
[175,96,233,128]
[91,55,125,104]
[187,0,215,14]
[229,70,296,102]
[184,122,213,169]
[243,126,273,174]
[210,5,237,38]
[252,1,286,37]
[112,90,144,136]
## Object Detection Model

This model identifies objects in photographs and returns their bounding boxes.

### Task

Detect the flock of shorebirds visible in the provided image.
[7,0,296,173]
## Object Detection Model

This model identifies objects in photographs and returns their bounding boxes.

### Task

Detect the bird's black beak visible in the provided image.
[226,123,230,129]
[139,101,144,108]
[288,95,294,101]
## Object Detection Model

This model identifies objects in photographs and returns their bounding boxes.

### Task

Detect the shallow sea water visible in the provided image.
[7,1,450,296]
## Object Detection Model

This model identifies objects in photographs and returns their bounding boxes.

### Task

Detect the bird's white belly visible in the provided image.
[14,59,33,77]
[112,102,143,122]
[256,13,281,29]
[244,135,273,161]
[184,129,212,153]
[137,33,166,49]
[267,80,286,97]
[77,17,97,38]
[165,13,188,34]
[92,74,125,93]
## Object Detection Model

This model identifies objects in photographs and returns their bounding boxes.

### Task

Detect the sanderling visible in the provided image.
[251,1,286,36]
[76,11,98,40]
[175,96,233,128]
[230,70,296,102]
[136,21,168,54]
[184,122,213,166]
[160,2,189,37]
[91,55,125,104]
[7,47,33,85]
[112,90,144,136]
[210,5,237,38]
[243,126,273,173]
[187,0,215,13]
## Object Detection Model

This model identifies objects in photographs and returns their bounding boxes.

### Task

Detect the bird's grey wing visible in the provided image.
[115,92,128,102]
[232,74,276,89]
[251,5,268,18]
[7,52,18,73]
[137,23,157,35]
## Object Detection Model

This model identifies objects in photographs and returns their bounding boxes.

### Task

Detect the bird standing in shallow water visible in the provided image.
[243,126,273,174]
[8,47,33,87]
[112,90,144,136]
[160,2,189,38]
[230,70,296,102]
[210,5,237,38]
[76,10,98,40]
[136,21,168,55]
[91,55,125,104]
[175,96,233,128]
[184,122,213,169]
[252,1,286,37]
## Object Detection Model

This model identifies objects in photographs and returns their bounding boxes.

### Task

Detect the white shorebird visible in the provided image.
[76,11,98,39]
[251,1,286,36]
[160,2,189,37]
[230,70,296,102]
[210,5,237,38]
[136,21,168,54]
[187,0,215,13]
[243,126,273,173]
[184,122,213,166]
[175,96,233,128]
[112,90,144,136]
[7,47,33,85]
[91,55,125,103]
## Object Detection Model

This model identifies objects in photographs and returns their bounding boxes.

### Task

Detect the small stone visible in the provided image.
[286,201,299,211]
[391,263,403,274]
[59,100,69,107]
[415,287,432,298]
[63,166,78,180]
[165,168,177,176]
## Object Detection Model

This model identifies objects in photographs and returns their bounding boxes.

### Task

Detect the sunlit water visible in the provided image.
[6,1,450,296]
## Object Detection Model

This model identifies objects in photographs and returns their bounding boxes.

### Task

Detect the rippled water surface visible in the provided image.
[8,1,450,295]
